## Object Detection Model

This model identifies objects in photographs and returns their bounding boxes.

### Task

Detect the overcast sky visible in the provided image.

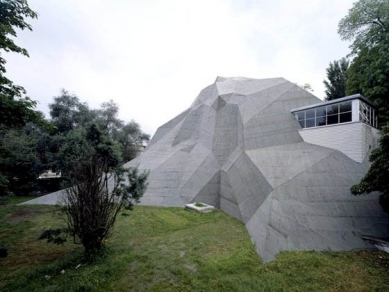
[6,0,355,136]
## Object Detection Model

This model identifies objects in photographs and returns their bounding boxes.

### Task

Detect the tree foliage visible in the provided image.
[346,42,389,124]
[48,92,150,163]
[338,0,389,53]
[341,0,389,213]
[49,90,95,134]
[113,121,150,162]
[0,0,40,127]
[323,58,349,101]
[0,0,42,196]
[296,83,314,92]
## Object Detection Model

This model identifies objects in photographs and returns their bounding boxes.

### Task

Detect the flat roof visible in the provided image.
[290,94,378,113]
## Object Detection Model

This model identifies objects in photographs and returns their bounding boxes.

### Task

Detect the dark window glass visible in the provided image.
[306,109,315,119]
[295,111,305,121]
[316,116,326,126]
[315,106,327,117]
[306,118,315,128]
[327,114,338,125]
[340,112,352,123]
[340,101,352,113]
[298,120,305,128]
[327,104,338,115]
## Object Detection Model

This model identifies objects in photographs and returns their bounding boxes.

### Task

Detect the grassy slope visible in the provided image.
[0,198,388,292]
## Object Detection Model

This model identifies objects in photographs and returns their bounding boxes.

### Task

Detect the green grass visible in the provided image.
[1,199,388,291]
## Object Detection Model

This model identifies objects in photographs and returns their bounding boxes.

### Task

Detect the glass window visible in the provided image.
[327,114,338,125]
[295,111,305,121]
[306,109,315,119]
[359,101,378,128]
[294,99,377,129]
[305,118,315,128]
[339,101,352,113]
[327,104,338,115]
[316,116,326,126]
[340,112,352,123]
[315,106,327,117]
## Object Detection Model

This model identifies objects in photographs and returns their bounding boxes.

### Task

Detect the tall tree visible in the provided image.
[339,0,389,213]
[323,58,349,100]
[338,0,389,124]
[0,0,42,196]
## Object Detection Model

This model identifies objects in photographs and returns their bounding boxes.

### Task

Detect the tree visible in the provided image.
[340,0,389,213]
[0,0,40,127]
[60,123,149,257]
[323,58,349,100]
[48,91,150,179]
[49,90,96,134]
[0,122,56,195]
[296,83,314,92]
[346,43,389,124]
[95,100,124,134]
[0,0,41,196]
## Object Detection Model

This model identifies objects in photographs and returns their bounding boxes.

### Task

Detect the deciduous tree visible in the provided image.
[49,90,96,134]
[340,0,389,213]
[338,0,389,53]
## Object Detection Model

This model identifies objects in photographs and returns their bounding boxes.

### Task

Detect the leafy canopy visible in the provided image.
[338,0,389,53]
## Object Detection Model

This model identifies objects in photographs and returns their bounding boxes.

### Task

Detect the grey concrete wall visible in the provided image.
[125,76,388,261]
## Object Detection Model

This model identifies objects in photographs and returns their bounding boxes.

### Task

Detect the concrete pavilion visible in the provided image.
[25,77,389,262]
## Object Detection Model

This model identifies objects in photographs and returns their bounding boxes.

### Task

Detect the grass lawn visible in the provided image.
[1,197,388,292]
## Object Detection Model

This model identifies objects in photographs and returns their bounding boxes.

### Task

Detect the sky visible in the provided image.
[5,0,355,137]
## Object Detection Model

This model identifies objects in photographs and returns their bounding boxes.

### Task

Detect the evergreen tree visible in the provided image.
[323,58,349,100]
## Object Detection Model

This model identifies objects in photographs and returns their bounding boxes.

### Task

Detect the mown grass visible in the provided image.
[1,198,388,291]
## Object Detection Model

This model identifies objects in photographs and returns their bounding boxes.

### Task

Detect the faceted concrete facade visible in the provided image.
[125,76,389,262]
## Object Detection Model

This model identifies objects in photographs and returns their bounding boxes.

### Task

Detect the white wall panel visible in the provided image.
[299,122,379,163]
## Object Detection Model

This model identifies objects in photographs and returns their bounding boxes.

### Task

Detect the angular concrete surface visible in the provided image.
[25,77,389,261]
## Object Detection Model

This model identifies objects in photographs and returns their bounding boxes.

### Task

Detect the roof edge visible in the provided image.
[290,94,378,112]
